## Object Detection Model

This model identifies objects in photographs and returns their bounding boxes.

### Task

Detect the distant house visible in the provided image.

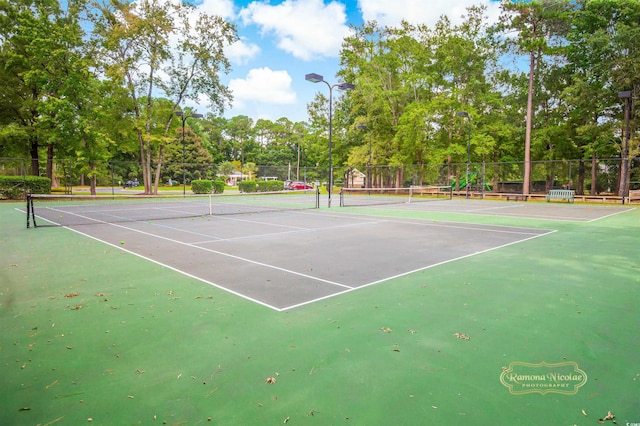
[219,171,250,186]
[344,168,366,188]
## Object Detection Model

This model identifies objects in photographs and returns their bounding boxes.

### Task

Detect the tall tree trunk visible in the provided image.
[523,50,535,195]
[577,160,585,196]
[30,135,39,176]
[590,153,597,195]
[136,129,149,194]
[46,144,55,181]
[154,146,164,195]
[89,161,96,195]
[618,97,631,199]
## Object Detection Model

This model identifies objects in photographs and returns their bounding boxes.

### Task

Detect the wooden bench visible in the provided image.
[546,189,574,203]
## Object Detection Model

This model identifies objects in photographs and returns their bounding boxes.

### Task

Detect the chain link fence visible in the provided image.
[1,157,638,200]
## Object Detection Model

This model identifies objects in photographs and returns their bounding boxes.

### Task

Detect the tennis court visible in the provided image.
[340,197,635,222]
[20,194,632,310]
[2,193,639,425]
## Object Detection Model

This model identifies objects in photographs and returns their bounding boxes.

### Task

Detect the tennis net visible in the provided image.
[339,185,452,207]
[27,190,319,228]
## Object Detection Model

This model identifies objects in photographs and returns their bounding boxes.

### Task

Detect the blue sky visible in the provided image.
[186,0,502,123]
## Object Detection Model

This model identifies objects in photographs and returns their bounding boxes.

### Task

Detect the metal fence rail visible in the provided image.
[1,157,638,201]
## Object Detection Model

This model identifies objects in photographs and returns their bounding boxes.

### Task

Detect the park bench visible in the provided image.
[546,189,574,203]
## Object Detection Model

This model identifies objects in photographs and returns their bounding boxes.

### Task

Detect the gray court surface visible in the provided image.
[355,198,635,222]
[52,207,554,311]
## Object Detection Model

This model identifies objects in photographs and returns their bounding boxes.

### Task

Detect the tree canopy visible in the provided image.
[1,0,638,195]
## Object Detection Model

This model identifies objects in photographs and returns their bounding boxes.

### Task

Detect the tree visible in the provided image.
[163,122,214,184]
[339,6,504,187]
[223,115,255,174]
[0,0,93,177]
[495,0,573,194]
[90,0,237,194]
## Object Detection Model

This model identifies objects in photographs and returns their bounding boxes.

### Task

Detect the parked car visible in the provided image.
[123,179,140,188]
[288,181,314,190]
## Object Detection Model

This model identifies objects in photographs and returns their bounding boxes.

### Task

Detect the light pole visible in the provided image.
[357,124,372,187]
[618,91,632,204]
[457,111,471,199]
[305,73,354,207]
[175,111,203,196]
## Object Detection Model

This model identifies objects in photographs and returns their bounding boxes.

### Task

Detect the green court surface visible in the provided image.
[1,199,639,425]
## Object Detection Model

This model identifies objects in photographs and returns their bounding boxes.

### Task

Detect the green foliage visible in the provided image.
[0,175,51,199]
[257,180,284,192]
[2,0,640,199]
[191,180,213,194]
[238,180,257,193]
[213,179,225,194]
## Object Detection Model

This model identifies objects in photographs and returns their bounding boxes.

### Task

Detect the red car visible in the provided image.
[288,181,314,190]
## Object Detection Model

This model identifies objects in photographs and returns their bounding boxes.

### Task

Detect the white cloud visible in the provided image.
[358,0,501,28]
[226,37,261,65]
[195,0,237,20]
[229,67,297,108]
[239,0,352,61]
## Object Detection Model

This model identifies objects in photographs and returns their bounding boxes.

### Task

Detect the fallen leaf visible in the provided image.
[380,327,392,333]
[265,377,277,384]
[454,333,471,340]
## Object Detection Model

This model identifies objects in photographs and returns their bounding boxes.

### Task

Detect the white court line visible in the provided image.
[137,214,386,245]
[60,226,284,311]
[380,217,547,236]
[282,229,557,311]
[463,204,527,212]
[339,201,634,222]
[585,207,635,223]
[298,209,552,235]
[31,208,557,312]
[90,220,355,289]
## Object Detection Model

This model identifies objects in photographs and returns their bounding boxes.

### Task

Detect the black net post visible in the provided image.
[26,194,37,228]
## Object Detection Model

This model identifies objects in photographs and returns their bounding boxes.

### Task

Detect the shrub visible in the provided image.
[213,179,225,194]
[257,180,283,192]
[238,180,257,193]
[0,176,51,199]
[191,179,213,194]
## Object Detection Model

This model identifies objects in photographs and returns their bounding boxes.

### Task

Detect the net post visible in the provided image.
[26,194,31,228]
[26,194,37,228]
[339,188,344,207]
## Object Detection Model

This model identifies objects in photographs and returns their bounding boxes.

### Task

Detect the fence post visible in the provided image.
[482,162,486,199]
